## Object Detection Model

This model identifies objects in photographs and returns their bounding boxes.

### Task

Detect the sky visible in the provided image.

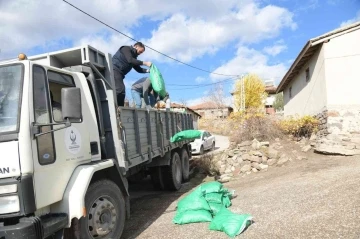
[1,0,359,106]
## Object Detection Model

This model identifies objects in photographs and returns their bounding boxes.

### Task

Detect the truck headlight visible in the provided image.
[0,195,20,214]
[0,184,17,194]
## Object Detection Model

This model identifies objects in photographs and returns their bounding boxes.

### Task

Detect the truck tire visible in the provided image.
[149,166,165,190]
[79,180,126,239]
[163,152,182,191]
[181,148,190,182]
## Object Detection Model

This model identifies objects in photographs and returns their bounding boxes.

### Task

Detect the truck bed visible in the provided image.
[119,108,193,168]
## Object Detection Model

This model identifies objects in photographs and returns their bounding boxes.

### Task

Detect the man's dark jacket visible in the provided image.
[112,46,147,76]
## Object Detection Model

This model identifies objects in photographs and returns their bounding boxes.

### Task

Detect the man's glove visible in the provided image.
[146,105,151,112]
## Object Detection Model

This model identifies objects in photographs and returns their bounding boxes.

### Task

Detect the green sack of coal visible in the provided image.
[205,192,232,208]
[149,64,166,97]
[205,193,223,204]
[209,208,253,238]
[170,130,202,143]
[222,194,232,208]
[173,210,213,225]
[194,181,225,194]
[208,202,224,216]
[176,192,211,213]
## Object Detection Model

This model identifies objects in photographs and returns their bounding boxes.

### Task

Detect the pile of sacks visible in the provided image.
[173,182,253,238]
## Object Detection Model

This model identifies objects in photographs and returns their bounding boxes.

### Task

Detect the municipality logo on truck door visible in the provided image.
[65,127,82,154]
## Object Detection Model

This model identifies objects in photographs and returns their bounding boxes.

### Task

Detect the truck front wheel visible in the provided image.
[80,180,125,239]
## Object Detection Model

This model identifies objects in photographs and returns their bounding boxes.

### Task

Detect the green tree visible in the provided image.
[273,92,284,111]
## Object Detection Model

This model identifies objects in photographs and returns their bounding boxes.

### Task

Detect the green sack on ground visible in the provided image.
[208,202,224,216]
[173,210,213,225]
[209,208,253,238]
[195,181,225,194]
[222,195,232,208]
[177,193,211,213]
[170,130,202,143]
[205,192,231,209]
[149,64,166,98]
[205,193,223,204]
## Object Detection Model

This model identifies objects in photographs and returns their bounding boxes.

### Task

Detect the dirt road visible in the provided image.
[192,134,229,157]
[122,152,360,238]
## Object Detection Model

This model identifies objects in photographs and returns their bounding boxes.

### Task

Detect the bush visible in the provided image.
[191,154,219,176]
[279,115,319,138]
[229,108,283,143]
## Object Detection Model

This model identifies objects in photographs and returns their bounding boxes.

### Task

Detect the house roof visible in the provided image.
[190,102,233,110]
[265,85,277,94]
[158,102,202,117]
[276,21,360,93]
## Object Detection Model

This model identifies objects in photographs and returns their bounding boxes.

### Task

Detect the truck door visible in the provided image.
[31,64,91,209]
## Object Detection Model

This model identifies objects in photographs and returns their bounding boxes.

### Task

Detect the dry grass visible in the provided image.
[199,118,232,136]
[190,153,219,176]
[199,110,284,144]
[229,115,284,144]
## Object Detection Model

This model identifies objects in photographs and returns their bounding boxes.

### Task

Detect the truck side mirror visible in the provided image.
[61,87,82,120]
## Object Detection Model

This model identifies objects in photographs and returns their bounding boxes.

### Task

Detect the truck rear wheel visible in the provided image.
[181,148,190,182]
[163,152,182,191]
[80,180,125,239]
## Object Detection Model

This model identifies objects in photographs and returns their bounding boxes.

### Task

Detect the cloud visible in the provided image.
[144,2,296,62]
[263,44,287,56]
[340,10,360,27]
[76,31,134,56]
[211,46,288,84]
[195,77,206,83]
[0,0,296,63]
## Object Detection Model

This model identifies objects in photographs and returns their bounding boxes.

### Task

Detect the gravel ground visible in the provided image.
[122,152,360,239]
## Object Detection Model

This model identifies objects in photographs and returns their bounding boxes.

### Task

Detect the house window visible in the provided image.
[289,86,292,99]
[305,67,310,82]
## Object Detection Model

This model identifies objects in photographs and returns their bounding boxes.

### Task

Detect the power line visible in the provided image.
[62,0,240,77]
[167,76,239,90]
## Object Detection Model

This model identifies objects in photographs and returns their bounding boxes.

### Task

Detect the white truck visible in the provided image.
[0,46,193,239]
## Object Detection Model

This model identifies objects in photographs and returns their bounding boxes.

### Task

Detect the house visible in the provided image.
[276,21,360,153]
[190,102,233,119]
[157,102,202,129]
[264,80,277,115]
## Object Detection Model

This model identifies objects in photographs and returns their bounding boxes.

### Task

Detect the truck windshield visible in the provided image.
[0,64,23,134]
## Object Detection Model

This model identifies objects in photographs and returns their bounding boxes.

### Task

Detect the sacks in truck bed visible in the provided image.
[170,130,202,143]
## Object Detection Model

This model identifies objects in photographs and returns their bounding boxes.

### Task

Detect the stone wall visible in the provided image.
[314,106,360,155]
[327,107,360,135]
[314,108,328,136]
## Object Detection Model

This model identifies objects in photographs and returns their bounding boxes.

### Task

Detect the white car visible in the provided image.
[190,130,216,155]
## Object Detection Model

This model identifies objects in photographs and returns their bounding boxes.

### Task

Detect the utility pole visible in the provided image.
[239,74,245,112]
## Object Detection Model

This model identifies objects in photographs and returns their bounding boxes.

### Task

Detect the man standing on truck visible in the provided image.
[112,42,152,107]
[131,77,169,110]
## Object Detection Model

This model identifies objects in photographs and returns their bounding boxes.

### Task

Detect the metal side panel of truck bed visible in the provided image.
[118,108,193,168]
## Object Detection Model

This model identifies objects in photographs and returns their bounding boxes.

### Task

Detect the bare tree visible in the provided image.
[204,83,226,118]
[178,98,188,107]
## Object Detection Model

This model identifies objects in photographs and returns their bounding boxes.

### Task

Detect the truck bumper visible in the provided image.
[0,216,43,239]
[0,213,68,239]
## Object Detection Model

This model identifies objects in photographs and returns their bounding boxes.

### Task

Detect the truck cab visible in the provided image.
[0,46,192,239]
